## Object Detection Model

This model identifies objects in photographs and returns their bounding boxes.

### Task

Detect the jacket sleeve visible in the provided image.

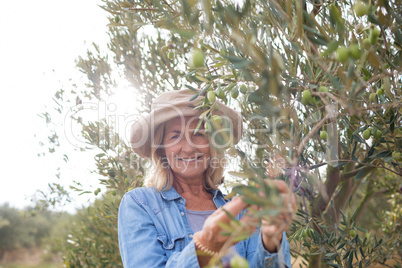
[245,230,291,268]
[118,193,200,268]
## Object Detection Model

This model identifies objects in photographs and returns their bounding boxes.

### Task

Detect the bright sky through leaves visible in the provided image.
[0,0,109,210]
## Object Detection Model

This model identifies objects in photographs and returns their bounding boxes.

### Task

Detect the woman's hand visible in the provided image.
[259,180,296,252]
[195,197,255,266]
[196,197,255,253]
[195,180,295,265]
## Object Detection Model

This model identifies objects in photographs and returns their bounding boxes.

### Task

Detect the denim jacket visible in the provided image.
[118,187,291,267]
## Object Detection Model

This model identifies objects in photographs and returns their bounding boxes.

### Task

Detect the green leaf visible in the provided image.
[348,251,353,267]
[337,242,345,250]
[321,41,339,57]
[369,151,391,159]
[362,68,372,78]
[327,263,341,268]
[332,161,348,168]
[355,168,366,181]
[172,29,196,38]
[216,221,235,232]
[227,171,251,179]
[353,134,365,143]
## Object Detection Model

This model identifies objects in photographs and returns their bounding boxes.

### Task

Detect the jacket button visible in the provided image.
[189,234,193,238]
[179,200,183,203]
[180,212,185,216]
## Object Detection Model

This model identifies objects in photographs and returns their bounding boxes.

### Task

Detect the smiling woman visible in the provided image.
[118,89,295,267]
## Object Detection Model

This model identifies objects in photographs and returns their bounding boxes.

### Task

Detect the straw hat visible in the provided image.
[130,89,243,158]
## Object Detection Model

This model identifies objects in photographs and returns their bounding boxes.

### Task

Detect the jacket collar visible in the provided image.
[160,186,224,201]
[160,187,182,201]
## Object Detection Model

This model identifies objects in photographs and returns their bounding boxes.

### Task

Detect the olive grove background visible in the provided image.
[37,0,401,267]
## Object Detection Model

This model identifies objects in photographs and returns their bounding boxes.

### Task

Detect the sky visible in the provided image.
[0,0,123,211]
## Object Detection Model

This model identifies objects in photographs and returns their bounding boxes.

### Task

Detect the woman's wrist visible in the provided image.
[193,231,225,256]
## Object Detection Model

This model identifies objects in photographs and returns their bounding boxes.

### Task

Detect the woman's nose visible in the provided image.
[181,135,196,153]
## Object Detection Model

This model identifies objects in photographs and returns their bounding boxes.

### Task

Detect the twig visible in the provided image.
[325,159,402,177]
[161,0,174,11]
[296,113,331,158]
[128,8,160,12]
[340,166,374,181]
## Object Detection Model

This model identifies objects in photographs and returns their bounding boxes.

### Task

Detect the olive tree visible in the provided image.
[40,0,401,267]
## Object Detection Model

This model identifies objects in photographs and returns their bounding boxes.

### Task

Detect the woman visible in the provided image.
[118,89,295,267]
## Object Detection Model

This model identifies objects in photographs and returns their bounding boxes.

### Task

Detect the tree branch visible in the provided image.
[340,166,375,181]
[296,113,331,158]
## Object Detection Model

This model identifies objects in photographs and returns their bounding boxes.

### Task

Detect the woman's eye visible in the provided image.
[171,135,179,139]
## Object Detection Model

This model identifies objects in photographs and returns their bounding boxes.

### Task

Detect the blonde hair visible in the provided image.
[144,121,226,192]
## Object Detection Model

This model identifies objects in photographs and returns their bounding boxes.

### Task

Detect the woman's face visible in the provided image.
[163,116,211,182]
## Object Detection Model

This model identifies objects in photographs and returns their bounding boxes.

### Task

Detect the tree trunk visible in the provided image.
[309,165,341,268]
[311,165,341,218]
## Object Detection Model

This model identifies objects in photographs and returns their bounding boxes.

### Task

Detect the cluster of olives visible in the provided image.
[362,127,382,140]
[161,43,176,60]
[369,87,385,102]
[335,43,363,62]
[94,188,101,196]
[301,86,329,106]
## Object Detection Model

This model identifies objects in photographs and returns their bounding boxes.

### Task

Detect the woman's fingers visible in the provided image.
[270,179,289,193]
[263,180,296,212]
[214,197,248,221]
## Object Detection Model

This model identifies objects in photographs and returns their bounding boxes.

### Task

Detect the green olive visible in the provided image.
[240,84,247,94]
[216,87,225,99]
[318,86,329,92]
[377,88,384,95]
[190,49,205,68]
[349,44,362,60]
[354,2,369,17]
[302,229,308,238]
[231,87,239,99]
[335,46,349,62]
[374,130,382,139]
[362,38,372,50]
[369,92,377,102]
[350,230,357,238]
[320,131,328,140]
[362,130,371,140]
[211,115,222,125]
[207,91,216,103]
[301,90,312,105]
[230,255,249,268]
[369,28,381,45]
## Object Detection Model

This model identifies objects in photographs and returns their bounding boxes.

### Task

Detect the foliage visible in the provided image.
[61,122,144,267]
[39,0,401,267]
[61,196,121,267]
[0,204,67,261]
